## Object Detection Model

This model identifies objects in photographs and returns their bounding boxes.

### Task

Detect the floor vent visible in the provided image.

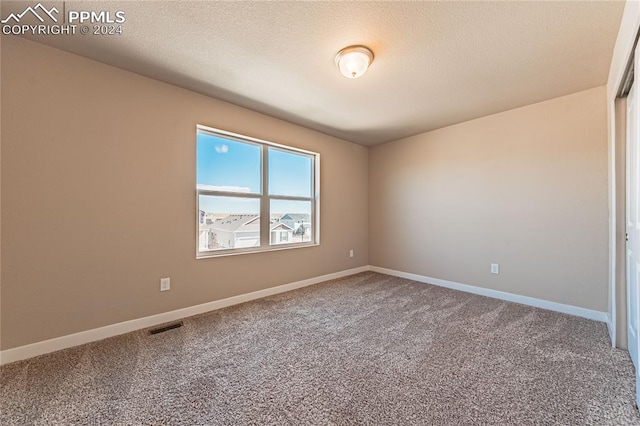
[148,321,183,335]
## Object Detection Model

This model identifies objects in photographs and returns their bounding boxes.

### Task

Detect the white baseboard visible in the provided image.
[369,266,608,323]
[1,264,609,365]
[0,266,369,365]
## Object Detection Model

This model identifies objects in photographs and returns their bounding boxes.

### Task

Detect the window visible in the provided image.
[197,125,319,257]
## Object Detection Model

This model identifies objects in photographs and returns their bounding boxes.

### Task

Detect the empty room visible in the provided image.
[2,0,640,424]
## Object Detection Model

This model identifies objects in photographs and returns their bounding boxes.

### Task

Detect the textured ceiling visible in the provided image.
[1,1,625,146]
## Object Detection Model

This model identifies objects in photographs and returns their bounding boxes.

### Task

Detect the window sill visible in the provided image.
[196,242,319,259]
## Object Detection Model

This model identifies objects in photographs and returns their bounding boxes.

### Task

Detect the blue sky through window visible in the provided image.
[197,132,313,214]
[197,133,261,194]
[268,148,312,197]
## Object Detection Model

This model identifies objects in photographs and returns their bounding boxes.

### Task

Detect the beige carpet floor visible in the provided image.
[1,272,639,425]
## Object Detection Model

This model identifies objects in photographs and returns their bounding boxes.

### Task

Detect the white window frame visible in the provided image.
[196,125,320,258]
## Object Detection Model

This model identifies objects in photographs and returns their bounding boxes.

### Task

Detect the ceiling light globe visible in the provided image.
[335,46,374,79]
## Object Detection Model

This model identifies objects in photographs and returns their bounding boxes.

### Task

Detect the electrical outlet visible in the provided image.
[490,264,500,274]
[160,277,171,291]
[349,249,354,258]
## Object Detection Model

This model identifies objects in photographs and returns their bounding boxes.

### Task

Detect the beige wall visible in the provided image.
[0,35,614,351]
[0,34,3,353]
[0,37,369,350]
[369,87,609,311]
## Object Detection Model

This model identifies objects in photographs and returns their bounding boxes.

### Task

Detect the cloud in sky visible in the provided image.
[215,144,229,154]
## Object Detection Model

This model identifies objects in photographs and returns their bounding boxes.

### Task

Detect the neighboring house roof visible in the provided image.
[281,213,310,221]
[212,214,293,233]
[212,215,259,232]
[271,223,293,232]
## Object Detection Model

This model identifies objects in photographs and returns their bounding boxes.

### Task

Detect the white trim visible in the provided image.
[607,313,615,347]
[610,95,618,346]
[0,266,369,366]
[369,266,608,322]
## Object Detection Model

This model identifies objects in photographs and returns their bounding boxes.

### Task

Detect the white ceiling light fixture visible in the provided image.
[335,45,374,79]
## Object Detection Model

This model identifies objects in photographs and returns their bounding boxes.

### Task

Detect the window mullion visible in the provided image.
[260,146,269,247]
